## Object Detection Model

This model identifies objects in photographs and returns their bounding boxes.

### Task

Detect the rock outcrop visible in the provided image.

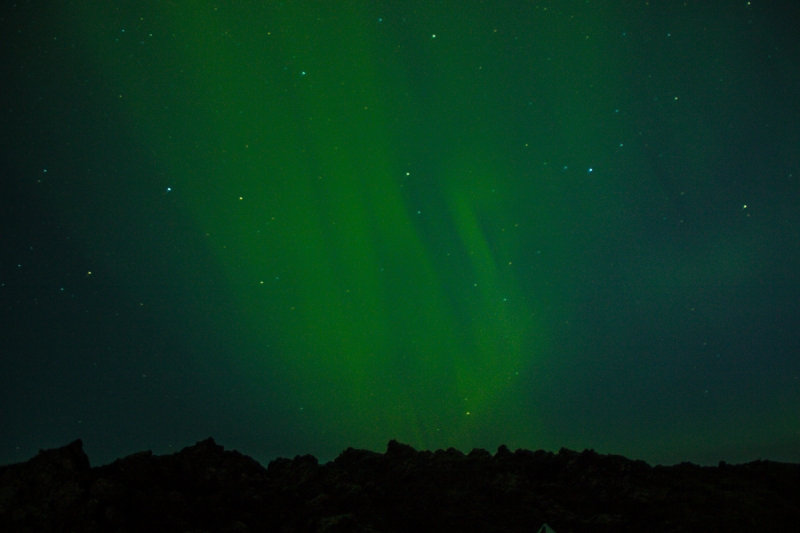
[1,438,798,532]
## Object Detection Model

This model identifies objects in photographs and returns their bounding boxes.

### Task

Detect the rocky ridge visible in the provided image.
[1,438,798,532]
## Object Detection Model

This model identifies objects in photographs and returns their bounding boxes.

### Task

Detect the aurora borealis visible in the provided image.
[2,1,799,467]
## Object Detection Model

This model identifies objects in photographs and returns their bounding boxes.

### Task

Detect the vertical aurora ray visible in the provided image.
[67,1,616,454]
[253,3,549,449]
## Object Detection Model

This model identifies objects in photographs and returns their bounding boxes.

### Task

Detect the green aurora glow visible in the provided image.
[10,0,794,465]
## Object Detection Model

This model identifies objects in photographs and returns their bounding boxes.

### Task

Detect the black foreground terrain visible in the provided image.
[1,438,798,532]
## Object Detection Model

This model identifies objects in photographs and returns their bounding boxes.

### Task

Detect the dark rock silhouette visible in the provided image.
[1,438,798,532]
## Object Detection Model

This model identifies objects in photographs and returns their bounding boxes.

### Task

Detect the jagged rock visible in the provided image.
[1,438,798,532]
[0,439,93,531]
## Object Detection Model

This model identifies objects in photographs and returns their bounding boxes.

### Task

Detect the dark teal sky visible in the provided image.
[2,1,799,467]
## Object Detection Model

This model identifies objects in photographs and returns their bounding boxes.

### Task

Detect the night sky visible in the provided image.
[2,1,800,468]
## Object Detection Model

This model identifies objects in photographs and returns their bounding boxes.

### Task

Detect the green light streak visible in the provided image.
[73,1,555,453]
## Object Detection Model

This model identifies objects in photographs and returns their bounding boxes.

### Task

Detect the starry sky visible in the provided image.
[2,1,800,468]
